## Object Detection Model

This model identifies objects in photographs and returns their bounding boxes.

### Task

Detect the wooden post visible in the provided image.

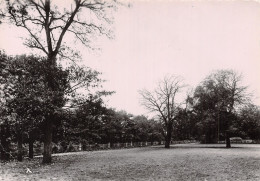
[79,143,82,151]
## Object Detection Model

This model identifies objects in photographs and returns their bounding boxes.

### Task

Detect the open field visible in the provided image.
[1,144,260,181]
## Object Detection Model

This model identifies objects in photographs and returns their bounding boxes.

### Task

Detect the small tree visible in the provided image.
[139,75,186,148]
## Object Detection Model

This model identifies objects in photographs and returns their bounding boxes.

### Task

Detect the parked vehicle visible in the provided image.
[230,137,242,143]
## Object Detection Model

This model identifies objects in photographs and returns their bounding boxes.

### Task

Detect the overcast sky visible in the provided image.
[0,0,260,116]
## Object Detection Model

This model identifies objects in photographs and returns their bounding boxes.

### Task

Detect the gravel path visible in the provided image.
[1,144,260,180]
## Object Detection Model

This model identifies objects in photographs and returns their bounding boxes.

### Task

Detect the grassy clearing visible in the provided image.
[1,144,260,181]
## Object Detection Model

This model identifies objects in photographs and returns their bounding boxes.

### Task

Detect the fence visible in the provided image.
[52,141,165,153]
[2,140,199,158]
[51,140,198,153]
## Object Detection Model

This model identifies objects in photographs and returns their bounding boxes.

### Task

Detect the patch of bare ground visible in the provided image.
[1,144,260,180]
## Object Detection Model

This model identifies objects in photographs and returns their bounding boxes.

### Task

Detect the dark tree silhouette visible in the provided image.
[1,0,117,163]
[193,70,250,147]
[139,75,186,148]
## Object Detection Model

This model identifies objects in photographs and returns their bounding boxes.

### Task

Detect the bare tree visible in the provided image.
[139,75,186,148]
[1,0,117,163]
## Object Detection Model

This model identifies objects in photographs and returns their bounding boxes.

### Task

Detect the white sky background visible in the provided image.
[0,0,260,116]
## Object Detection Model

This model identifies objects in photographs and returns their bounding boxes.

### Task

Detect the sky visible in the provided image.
[0,0,260,116]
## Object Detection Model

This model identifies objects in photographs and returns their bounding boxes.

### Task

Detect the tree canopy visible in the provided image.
[0,0,118,163]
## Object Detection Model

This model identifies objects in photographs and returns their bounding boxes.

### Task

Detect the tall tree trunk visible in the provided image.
[165,123,172,148]
[165,137,170,148]
[43,57,56,164]
[225,131,231,148]
[43,119,53,163]
[28,132,34,159]
[0,124,10,161]
[17,132,23,162]
[225,113,231,148]
[0,139,10,161]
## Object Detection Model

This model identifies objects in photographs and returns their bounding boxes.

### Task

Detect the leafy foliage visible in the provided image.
[235,104,260,140]
[1,0,118,163]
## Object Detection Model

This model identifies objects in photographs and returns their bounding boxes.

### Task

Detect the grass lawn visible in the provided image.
[1,144,260,181]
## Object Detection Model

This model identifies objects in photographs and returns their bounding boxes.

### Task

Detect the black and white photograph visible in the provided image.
[0,0,260,180]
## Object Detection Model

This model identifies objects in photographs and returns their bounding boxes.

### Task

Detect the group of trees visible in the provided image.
[0,50,163,162]
[0,51,106,160]
[0,0,118,163]
[2,54,259,162]
[0,0,259,164]
[56,107,163,146]
[140,71,260,148]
